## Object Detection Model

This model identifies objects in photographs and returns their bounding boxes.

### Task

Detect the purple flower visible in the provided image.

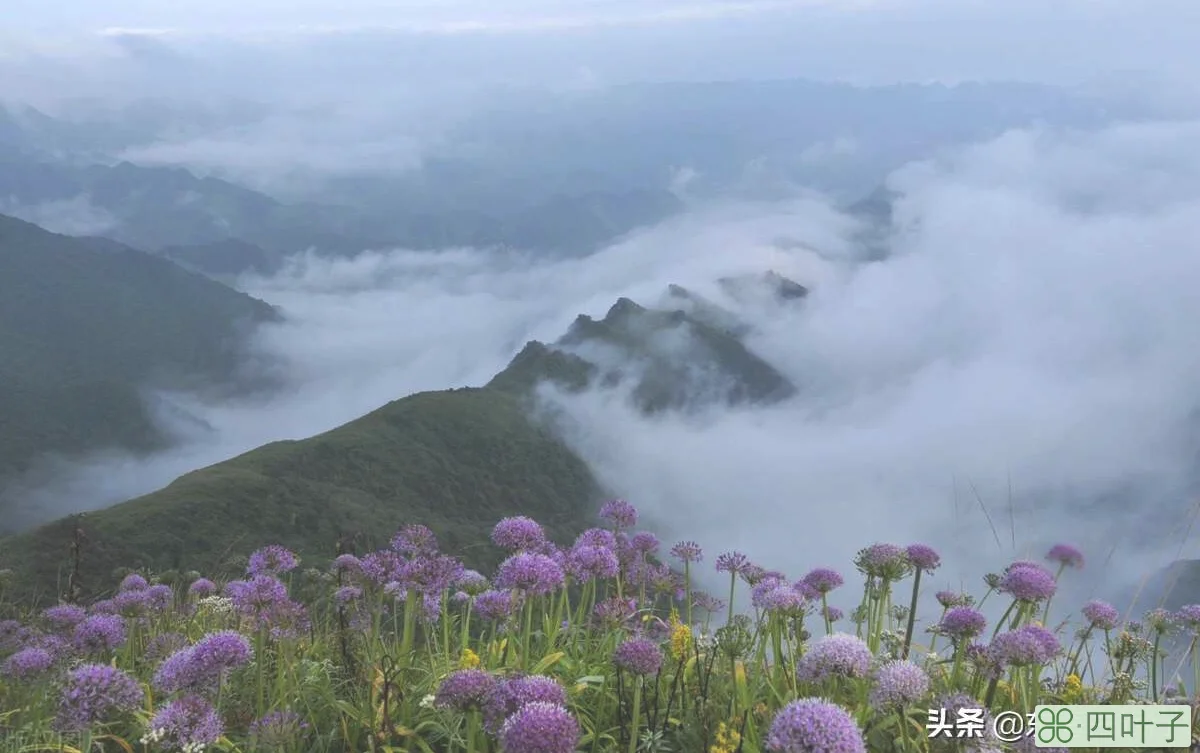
[331,554,363,574]
[802,568,845,594]
[402,554,466,595]
[715,551,751,575]
[188,578,217,598]
[1082,600,1121,630]
[144,584,174,612]
[360,550,407,586]
[499,701,580,753]
[145,695,223,751]
[854,543,911,579]
[691,592,726,614]
[998,562,1057,603]
[475,589,521,622]
[936,607,988,641]
[118,573,149,592]
[766,698,867,753]
[43,604,88,632]
[391,524,439,556]
[154,630,253,694]
[869,660,930,710]
[0,619,30,652]
[987,625,1061,667]
[592,596,638,629]
[935,590,969,608]
[566,545,620,581]
[492,517,548,552]
[455,569,489,595]
[435,669,497,711]
[575,528,617,549]
[796,633,873,683]
[495,552,565,595]
[249,710,310,749]
[793,581,819,600]
[1046,544,1084,569]
[670,540,703,563]
[599,499,638,530]
[247,545,299,577]
[483,675,569,733]
[1175,604,1200,632]
[629,532,660,556]
[614,638,663,676]
[54,664,144,733]
[757,584,807,615]
[824,605,844,622]
[905,544,941,572]
[3,647,54,679]
[72,614,126,654]
[145,633,189,664]
[226,575,290,616]
[249,710,309,749]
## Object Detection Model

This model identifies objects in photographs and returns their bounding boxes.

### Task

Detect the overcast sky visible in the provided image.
[2,0,1198,89]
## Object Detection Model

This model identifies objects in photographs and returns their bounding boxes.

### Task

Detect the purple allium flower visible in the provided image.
[334,585,363,605]
[824,606,844,623]
[119,573,149,592]
[715,551,751,575]
[599,499,638,530]
[854,543,911,579]
[3,647,54,679]
[331,554,363,574]
[43,604,88,632]
[670,540,703,563]
[1046,544,1084,569]
[935,590,969,608]
[629,531,660,556]
[482,675,570,733]
[575,528,617,549]
[1081,600,1121,630]
[33,634,72,662]
[188,578,217,598]
[566,544,620,581]
[905,544,941,572]
[793,581,819,601]
[495,552,565,595]
[492,516,548,552]
[247,545,300,577]
[455,569,489,595]
[614,638,663,676]
[475,589,521,622]
[937,607,988,641]
[741,564,770,585]
[1175,604,1200,632]
[435,669,497,711]
[226,574,289,615]
[0,619,30,652]
[391,524,439,556]
[691,592,726,614]
[755,584,807,615]
[802,568,845,594]
[145,633,189,664]
[360,550,407,586]
[154,630,253,694]
[796,633,873,683]
[592,596,639,629]
[145,695,223,751]
[987,625,1061,667]
[89,599,118,615]
[72,614,126,654]
[144,584,174,612]
[1145,608,1175,633]
[113,588,150,617]
[55,664,144,733]
[998,562,1057,603]
[766,698,867,753]
[403,554,466,594]
[869,660,931,710]
[248,710,310,749]
[499,701,580,753]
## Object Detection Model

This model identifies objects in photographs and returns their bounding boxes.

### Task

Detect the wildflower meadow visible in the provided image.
[1,500,1197,752]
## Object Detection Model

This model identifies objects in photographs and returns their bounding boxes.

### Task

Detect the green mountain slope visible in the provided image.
[0,389,599,602]
[0,213,277,485]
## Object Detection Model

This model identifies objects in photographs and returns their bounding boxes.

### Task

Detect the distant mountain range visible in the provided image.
[0,214,277,499]
[0,270,806,601]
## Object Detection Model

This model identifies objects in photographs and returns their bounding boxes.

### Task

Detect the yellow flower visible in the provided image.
[669,611,693,661]
[459,648,481,669]
[710,721,741,753]
[1063,673,1083,701]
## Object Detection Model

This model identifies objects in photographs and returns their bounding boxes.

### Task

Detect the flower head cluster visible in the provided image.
[154,630,252,694]
[870,660,931,710]
[118,573,149,592]
[1046,544,1084,569]
[566,544,619,581]
[435,669,497,711]
[72,614,127,654]
[906,544,941,572]
[482,674,569,733]
[55,664,145,733]
[613,638,663,676]
[188,578,218,598]
[935,591,971,608]
[391,524,439,556]
[495,552,564,595]
[599,499,638,530]
[854,543,912,580]
[247,545,300,577]
[499,701,580,753]
[492,516,547,552]
[3,646,54,679]
[1175,604,1200,632]
[715,551,751,575]
[670,540,703,563]
[802,568,844,594]
[42,604,87,632]
[248,710,310,750]
[475,589,521,622]
[766,698,867,753]
[936,607,987,641]
[142,695,224,752]
[987,625,1061,667]
[796,633,873,683]
[997,561,1057,603]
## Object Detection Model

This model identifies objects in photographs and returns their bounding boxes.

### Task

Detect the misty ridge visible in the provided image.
[1,12,1200,619]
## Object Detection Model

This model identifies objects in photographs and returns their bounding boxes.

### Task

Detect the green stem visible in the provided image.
[902,569,922,660]
[521,595,534,670]
[990,599,1019,641]
[628,677,643,753]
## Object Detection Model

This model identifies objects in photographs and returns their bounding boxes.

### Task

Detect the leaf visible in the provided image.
[93,735,135,753]
[532,651,565,674]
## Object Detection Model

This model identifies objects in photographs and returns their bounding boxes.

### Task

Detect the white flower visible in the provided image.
[420,694,437,709]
